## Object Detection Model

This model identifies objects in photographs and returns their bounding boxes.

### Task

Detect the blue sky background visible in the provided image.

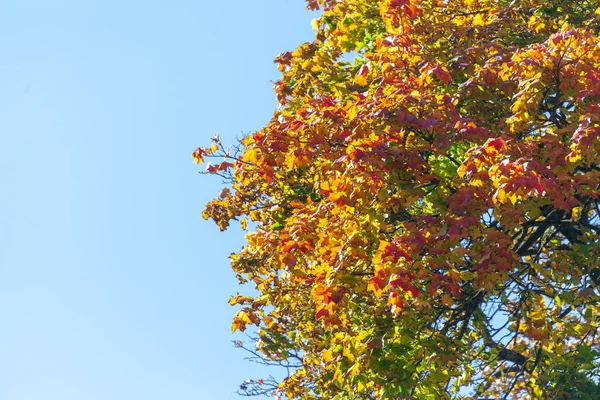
[0,1,315,399]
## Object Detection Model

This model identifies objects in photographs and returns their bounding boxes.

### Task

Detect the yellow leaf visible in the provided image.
[328,191,343,201]
[532,381,543,398]
[232,310,252,333]
[355,75,367,86]
[571,206,582,220]
[511,97,526,114]
[243,148,260,164]
[322,348,334,362]
[473,14,485,27]
[493,188,506,204]
[567,151,581,163]
[311,18,319,31]
[343,344,355,362]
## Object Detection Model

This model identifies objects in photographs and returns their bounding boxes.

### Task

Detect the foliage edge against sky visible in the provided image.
[195,1,600,398]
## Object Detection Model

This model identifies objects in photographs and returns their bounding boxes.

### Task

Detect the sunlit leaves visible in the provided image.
[195,0,600,398]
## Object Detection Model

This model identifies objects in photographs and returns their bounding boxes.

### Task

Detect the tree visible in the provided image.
[194,1,600,398]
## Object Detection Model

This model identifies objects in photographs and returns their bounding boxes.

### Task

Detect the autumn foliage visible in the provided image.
[194,1,600,398]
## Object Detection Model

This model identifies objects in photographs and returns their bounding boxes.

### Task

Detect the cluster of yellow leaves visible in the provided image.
[195,0,600,398]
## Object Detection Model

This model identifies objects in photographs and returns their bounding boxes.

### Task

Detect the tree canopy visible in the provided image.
[194,1,600,398]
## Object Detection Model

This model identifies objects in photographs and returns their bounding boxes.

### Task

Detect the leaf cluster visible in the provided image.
[195,1,600,398]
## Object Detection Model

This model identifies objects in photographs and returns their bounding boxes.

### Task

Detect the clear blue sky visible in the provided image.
[0,1,314,399]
